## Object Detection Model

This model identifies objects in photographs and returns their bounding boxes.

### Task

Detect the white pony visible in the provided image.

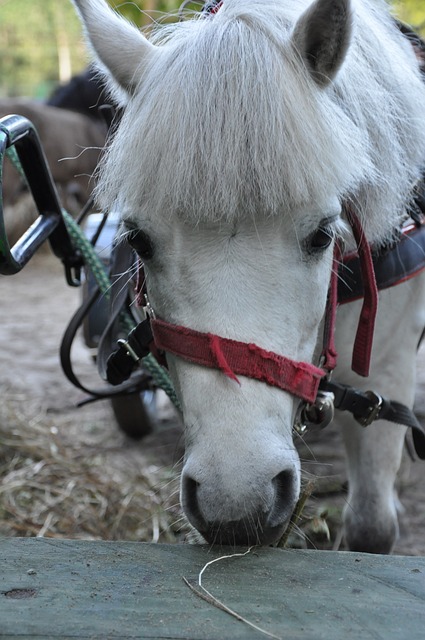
[72,0,425,552]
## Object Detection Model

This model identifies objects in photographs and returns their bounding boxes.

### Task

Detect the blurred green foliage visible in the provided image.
[0,1,86,97]
[0,1,424,99]
[393,0,425,32]
[0,0,196,98]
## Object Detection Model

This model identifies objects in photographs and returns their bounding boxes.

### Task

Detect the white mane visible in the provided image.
[97,0,425,244]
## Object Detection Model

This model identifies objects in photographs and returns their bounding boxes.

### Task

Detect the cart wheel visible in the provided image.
[110,391,156,439]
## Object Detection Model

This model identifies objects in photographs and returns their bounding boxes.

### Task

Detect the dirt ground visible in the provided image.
[1,251,424,554]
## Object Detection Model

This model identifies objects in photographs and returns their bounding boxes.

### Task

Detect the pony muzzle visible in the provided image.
[181,465,300,546]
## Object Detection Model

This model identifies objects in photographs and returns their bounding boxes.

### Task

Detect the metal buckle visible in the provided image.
[143,294,156,320]
[354,390,383,427]
[294,391,335,435]
[117,338,141,363]
[293,413,308,436]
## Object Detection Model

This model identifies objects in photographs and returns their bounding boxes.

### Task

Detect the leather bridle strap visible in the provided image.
[151,317,325,404]
[338,222,425,304]
[319,245,340,372]
[344,206,378,376]
[320,379,425,459]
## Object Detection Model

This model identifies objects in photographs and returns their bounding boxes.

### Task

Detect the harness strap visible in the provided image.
[320,245,340,371]
[151,317,325,404]
[344,206,378,377]
[320,379,425,459]
[59,284,153,401]
[106,319,155,386]
[338,222,425,303]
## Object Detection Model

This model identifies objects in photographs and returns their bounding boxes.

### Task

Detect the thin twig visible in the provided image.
[183,548,282,640]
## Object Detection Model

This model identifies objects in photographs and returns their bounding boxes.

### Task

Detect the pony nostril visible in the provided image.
[181,475,205,530]
[269,468,299,527]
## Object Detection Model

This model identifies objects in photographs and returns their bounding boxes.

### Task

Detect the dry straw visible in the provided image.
[0,388,341,547]
[0,390,189,542]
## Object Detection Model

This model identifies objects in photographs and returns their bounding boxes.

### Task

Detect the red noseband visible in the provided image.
[151,317,325,404]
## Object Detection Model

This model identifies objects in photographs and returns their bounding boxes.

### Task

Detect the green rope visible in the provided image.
[1,128,180,409]
[62,210,181,410]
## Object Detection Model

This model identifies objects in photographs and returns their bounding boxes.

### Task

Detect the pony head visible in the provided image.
[72,0,425,545]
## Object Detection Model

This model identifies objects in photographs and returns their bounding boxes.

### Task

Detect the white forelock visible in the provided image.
[96,0,425,244]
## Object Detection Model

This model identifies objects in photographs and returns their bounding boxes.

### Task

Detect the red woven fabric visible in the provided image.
[344,207,378,377]
[151,318,325,404]
[208,0,223,14]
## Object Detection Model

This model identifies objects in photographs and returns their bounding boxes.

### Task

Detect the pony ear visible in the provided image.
[72,0,156,97]
[292,0,352,86]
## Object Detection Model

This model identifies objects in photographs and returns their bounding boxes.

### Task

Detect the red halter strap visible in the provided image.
[319,245,341,372]
[344,206,378,377]
[151,317,325,404]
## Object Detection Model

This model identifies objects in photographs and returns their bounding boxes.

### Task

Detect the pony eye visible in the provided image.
[306,225,334,254]
[127,228,155,260]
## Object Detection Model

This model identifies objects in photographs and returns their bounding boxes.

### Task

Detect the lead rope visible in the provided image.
[2,132,180,408]
[61,210,181,409]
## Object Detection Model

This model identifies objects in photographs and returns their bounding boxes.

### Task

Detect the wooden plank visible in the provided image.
[0,539,424,639]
